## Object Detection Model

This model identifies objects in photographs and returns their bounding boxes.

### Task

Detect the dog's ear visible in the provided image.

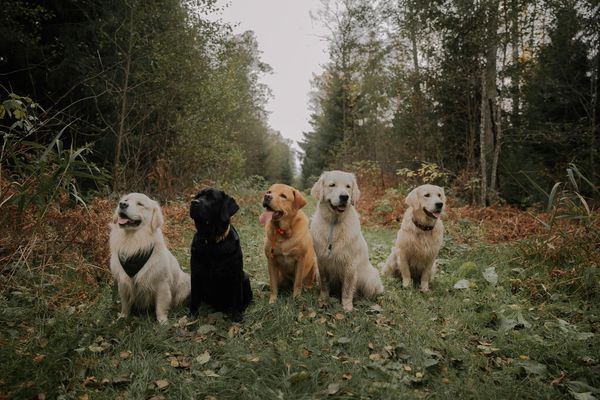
[405,188,420,210]
[151,201,164,231]
[220,194,239,222]
[310,173,325,201]
[293,189,307,209]
[350,173,360,205]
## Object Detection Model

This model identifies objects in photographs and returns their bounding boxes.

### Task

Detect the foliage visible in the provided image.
[0,92,108,219]
[301,0,600,206]
[1,1,293,197]
[396,162,449,186]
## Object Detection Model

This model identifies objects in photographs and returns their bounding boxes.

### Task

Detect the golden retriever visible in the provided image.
[381,184,445,292]
[260,184,318,303]
[310,171,383,312]
[109,193,190,323]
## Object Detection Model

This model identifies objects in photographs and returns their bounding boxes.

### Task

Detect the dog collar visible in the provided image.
[270,226,287,258]
[119,246,154,277]
[412,219,435,231]
[215,225,231,243]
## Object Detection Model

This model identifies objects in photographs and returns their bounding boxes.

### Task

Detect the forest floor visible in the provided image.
[1,189,599,399]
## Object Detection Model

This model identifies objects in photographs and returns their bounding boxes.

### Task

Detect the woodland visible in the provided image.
[1,1,599,399]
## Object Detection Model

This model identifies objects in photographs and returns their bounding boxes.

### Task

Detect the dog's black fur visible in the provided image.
[189,188,252,321]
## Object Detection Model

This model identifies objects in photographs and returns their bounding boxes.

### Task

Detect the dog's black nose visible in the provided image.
[435,202,443,210]
[119,202,128,209]
[263,193,272,202]
[339,194,349,203]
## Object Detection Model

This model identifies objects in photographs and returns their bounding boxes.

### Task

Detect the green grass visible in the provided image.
[1,199,599,399]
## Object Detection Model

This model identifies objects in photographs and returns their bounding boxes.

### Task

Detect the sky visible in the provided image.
[215,0,330,150]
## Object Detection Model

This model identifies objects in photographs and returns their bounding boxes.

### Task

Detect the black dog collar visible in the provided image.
[119,246,154,277]
[412,219,435,231]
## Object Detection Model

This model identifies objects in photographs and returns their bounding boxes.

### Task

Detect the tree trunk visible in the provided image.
[112,7,134,193]
[480,1,499,206]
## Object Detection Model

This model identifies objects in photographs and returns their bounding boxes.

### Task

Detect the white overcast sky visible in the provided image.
[215,0,330,149]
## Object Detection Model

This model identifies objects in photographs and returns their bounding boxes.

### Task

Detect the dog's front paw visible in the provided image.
[342,302,353,312]
[157,315,168,324]
[268,294,277,304]
[117,312,128,319]
[420,284,430,293]
[402,278,412,288]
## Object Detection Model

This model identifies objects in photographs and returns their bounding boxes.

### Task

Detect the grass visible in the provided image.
[1,196,599,400]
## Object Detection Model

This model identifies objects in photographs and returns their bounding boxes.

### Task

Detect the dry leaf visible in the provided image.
[33,354,45,363]
[196,351,211,365]
[155,379,170,389]
[119,351,132,360]
[327,382,340,395]
[334,312,344,320]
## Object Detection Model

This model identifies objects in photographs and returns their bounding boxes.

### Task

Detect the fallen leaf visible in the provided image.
[289,371,310,383]
[196,351,211,365]
[197,324,217,335]
[155,379,170,390]
[453,279,470,289]
[308,310,317,318]
[327,382,340,395]
[203,370,220,378]
[342,372,352,380]
[33,354,45,363]
[369,353,382,361]
[119,351,132,360]
[170,359,180,368]
[482,267,498,285]
[334,313,344,320]
[337,337,351,344]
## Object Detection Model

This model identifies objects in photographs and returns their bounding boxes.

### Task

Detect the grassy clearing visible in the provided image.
[1,196,599,400]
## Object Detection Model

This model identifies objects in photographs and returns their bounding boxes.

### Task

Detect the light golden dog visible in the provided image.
[260,184,318,303]
[381,184,445,292]
[310,171,384,312]
[110,193,190,323]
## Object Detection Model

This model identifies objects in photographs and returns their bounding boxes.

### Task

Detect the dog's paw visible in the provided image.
[268,295,277,304]
[342,303,353,312]
[402,279,412,288]
[157,316,168,325]
[117,312,128,319]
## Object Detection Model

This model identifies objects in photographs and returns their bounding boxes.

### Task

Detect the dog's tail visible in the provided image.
[174,270,191,307]
[379,247,398,276]
[360,263,384,297]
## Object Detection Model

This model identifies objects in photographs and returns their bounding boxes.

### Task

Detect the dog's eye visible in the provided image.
[329,183,335,187]
[438,193,442,198]
[137,202,144,207]
[280,194,287,199]
[424,193,430,198]
[346,184,351,189]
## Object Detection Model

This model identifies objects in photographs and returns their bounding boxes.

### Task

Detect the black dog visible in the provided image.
[189,188,252,321]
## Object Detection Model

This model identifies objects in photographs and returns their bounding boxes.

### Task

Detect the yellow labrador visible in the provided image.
[381,184,445,292]
[110,193,190,323]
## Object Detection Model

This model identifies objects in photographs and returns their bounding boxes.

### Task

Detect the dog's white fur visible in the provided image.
[109,193,190,323]
[381,184,445,292]
[310,171,384,312]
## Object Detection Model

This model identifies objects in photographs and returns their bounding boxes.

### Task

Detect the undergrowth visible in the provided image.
[1,183,599,399]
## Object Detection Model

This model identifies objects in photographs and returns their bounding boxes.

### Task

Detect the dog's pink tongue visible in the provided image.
[259,211,273,225]
[117,217,129,225]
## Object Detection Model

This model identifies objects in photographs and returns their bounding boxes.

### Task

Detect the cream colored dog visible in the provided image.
[310,171,384,312]
[109,193,190,323]
[381,184,445,292]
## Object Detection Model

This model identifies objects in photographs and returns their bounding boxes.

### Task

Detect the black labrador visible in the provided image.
[189,188,252,321]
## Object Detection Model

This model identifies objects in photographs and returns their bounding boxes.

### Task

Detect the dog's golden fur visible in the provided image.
[109,193,190,323]
[262,184,318,303]
[381,184,445,292]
